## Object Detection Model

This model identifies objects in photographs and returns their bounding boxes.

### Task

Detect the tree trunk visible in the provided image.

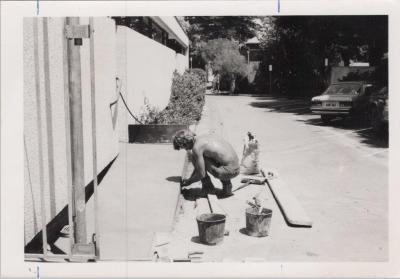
[230,76,236,94]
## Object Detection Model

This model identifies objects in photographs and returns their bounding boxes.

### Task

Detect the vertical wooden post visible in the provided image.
[269,64,272,95]
[42,17,57,219]
[269,71,271,95]
[62,17,75,256]
[89,17,100,258]
[66,17,87,244]
[33,17,48,257]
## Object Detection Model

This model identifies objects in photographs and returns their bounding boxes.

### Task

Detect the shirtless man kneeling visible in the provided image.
[173,130,240,198]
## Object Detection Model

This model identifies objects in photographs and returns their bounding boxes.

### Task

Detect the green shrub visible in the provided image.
[186,68,207,83]
[157,70,206,124]
[140,70,206,125]
[138,97,160,124]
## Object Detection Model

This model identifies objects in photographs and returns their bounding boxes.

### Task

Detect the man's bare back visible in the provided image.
[193,134,239,170]
[173,130,239,197]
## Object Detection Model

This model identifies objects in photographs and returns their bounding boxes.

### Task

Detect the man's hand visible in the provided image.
[180,178,191,187]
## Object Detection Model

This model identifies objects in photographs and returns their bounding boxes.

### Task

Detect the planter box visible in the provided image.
[128,124,189,143]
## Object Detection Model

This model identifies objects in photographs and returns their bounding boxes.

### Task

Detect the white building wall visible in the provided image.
[24,17,119,245]
[24,16,188,245]
[176,53,188,75]
[116,25,189,142]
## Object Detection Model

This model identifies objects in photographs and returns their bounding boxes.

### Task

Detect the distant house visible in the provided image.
[240,37,262,86]
[242,36,262,63]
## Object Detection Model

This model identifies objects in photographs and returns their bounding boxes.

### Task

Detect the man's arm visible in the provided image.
[184,148,206,185]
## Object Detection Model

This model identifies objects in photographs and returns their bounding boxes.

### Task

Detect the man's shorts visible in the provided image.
[205,157,240,181]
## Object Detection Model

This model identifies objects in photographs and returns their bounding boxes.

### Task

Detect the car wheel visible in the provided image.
[321,115,334,124]
[370,107,383,133]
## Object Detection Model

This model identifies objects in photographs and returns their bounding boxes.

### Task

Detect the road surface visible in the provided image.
[169,94,388,262]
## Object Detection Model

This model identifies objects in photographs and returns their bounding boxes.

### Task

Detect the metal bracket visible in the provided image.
[65,25,90,39]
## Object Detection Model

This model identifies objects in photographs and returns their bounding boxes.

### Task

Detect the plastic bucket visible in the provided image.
[196,213,226,245]
[245,207,272,237]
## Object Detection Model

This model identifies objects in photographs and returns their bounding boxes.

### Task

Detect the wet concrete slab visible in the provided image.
[86,142,185,260]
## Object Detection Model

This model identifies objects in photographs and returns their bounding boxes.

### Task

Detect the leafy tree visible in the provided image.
[184,16,261,68]
[185,16,259,42]
[201,39,247,93]
[257,16,388,96]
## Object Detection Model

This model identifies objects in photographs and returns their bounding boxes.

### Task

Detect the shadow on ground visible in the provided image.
[239,228,249,236]
[25,156,118,254]
[166,176,181,183]
[296,116,388,148]
[181,188,206,201]
[181,187,229,201]
[190,236,222,246]
[247,96,388,149]
[249,97,312,115]
[190,236,202,244]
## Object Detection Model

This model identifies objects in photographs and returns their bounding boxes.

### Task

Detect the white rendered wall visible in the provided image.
[24,17,119,245]
[116,26,189,142]
[24,16,188,245]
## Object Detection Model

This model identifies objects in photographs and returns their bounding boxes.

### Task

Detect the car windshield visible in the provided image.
[324,84,361,95]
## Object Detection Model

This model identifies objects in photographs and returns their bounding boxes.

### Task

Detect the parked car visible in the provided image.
[368,86,388,134]
[310,81,374,123]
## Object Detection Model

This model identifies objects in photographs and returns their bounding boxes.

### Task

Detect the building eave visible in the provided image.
[151,16,189,49]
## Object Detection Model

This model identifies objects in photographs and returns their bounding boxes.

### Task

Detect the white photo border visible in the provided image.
[1,0,399,277]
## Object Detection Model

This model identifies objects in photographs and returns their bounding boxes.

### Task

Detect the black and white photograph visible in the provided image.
[1,0,400,278]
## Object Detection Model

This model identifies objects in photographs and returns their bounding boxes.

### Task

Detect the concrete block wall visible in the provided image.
[24,17,119,245]
[116,25,189,142]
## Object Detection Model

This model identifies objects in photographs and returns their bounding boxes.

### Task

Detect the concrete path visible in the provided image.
[90,142,184,260]
[167,94,388,262]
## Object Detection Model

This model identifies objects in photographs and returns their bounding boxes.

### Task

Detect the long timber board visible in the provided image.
[266,177,313,227]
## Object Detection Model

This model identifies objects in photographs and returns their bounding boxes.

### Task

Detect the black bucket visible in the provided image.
[196,213,226,245]
[245,207,272,237]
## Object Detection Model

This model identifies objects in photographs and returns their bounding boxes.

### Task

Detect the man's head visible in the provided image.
[173,130,196,150]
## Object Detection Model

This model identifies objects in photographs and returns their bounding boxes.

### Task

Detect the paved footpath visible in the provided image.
[85,142,185,260]
[166,94,388,262]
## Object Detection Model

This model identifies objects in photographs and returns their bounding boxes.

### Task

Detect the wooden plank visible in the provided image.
[207,194,226,215]
[266,177,313,227]
[25,252,94,262]
[25,253,69,260]
[195,198,211,216]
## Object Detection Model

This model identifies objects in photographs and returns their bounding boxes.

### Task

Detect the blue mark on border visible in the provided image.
[36,0,39,15]
[37,266,40,278]
[278,0,281,13]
